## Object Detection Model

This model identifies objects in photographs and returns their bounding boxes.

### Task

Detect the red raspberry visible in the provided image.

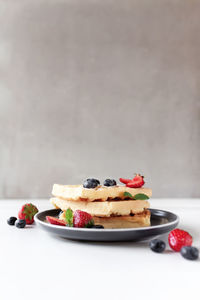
[168,229,193,252]
[73,210,94,228]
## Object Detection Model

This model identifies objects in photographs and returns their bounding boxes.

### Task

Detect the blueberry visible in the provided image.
[87,178,100,185]
[180,246,199,260]
[15,219,26,228]
[7,217,17,226]
[149,239,166,253]
[103,179,117,187]
[83,178,100,189]
[91,225,104,229]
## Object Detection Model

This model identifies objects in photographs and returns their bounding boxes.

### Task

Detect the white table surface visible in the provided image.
[1,199,199,300]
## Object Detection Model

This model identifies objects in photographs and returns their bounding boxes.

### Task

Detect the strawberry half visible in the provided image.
[18,203,38,224]
[73,210,94,228]
[126,174,145,188]
[46,216,67,226]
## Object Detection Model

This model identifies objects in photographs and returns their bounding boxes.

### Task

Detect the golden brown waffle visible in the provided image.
[59,209,151,229]
[52,184,152,202]
[51,197,150,217]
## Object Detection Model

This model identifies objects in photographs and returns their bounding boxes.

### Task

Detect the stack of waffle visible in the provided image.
[50,184,152,228]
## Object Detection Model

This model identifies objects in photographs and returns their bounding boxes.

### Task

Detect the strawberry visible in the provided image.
[119,178,132,184]
[73,210,94,228]
[18,203,38,224]
[46,216,67,226]
[126,174,145,188]
[168,229,193,252]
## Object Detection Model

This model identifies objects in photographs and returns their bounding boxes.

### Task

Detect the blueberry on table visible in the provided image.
[91,225,104,229]
[83,178,100,188]
[149,239,166,253]
[15,219,26,228]
[180,246,199,260]
[7,217,17,226]
[103,179,117,187]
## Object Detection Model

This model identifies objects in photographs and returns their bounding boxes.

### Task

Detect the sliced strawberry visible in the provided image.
[126,174,145,188]
[119,178,132,184]
[46,216,67,226]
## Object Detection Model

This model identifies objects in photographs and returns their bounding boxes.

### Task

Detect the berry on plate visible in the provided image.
[73,210,94,228]
[15,219,26,228]
[18,203,38,225]
[103,179,116,187]
[83,178,100,189]
[7,216,17,226]
[149,239,166,253]
[126,174,145,188]
[46,216,67,226]
[168,229,193,252]
[120,174,145,188]
[180,246,199,261]
[91,225,104,229]
[119,178,132,184]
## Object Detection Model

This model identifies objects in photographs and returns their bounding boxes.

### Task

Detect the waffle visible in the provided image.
[52,184,152,202]
[59,209,151,229]
[51,181,152,229]
[51,197,150,217]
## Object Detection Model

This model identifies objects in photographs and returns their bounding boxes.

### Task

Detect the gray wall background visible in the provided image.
[0,0,200,198]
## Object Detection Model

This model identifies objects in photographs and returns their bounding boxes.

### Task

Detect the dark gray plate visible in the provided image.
[35,208,179,242]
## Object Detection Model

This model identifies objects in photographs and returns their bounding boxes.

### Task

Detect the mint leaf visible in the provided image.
[124,192,135,199]
[123,192,149,200]
[65,209,73,227]
[133,193,149,200]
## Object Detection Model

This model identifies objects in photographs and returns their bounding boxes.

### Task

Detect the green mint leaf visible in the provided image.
[65,209,73,226]
[133,193,149,200]
[124,192,135,199]
[123,192,149,200]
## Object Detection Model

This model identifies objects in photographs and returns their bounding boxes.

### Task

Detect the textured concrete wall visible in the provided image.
[0,0,200,198]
